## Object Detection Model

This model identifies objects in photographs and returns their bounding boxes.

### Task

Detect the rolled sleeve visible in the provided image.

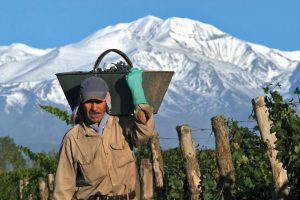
[130,104,155,146]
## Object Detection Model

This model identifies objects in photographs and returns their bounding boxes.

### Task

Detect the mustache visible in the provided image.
[89,111,101,115]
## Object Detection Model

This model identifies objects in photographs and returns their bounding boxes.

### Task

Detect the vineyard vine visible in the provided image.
[264,84,300,199]
[0,85,299,199]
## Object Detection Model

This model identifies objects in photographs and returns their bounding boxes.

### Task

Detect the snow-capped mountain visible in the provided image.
[0,16,299,151]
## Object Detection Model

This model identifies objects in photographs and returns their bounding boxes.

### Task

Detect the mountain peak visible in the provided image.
[0,16,299,151]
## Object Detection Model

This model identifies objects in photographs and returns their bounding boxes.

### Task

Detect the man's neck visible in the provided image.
[87,113,110,134]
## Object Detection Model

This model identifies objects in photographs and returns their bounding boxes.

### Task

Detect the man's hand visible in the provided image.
[125,68,148,106]
[137,109,147,124]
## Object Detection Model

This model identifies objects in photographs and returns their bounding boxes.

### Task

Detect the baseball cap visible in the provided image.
[80,76,109,103]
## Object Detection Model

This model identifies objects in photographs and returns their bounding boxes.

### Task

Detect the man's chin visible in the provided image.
[88,116,102,124]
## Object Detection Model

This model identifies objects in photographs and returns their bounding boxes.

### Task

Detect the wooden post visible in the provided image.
[176,124,201,200]
[18,178,32,200]
[18,179,25,200]
[48,173,55,200]
[211,115,236,200]
[140,159,153,200]
[252,96,289,199]
[38,177,49,200]
[150,131,165,199]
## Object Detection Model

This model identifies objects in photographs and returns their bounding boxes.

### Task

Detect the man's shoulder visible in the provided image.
[62,124,82,141]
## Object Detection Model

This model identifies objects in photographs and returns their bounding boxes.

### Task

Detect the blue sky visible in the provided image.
[1,0,299,51]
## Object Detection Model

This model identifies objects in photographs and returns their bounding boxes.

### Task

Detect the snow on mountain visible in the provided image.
[0,43,51,64]
[0,16,299,151]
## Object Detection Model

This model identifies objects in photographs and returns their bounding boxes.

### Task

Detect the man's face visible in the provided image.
[83,99,106,125]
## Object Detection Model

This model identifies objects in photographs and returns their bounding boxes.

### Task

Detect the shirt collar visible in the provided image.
[89,112,110,135]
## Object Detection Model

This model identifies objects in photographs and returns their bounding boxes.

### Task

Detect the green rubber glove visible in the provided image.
[125,67,148,105]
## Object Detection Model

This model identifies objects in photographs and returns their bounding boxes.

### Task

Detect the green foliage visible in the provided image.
[0,105,64,199]
[18,146,58,174]
[0,136,26,172]
[18,146,58,199]
[135,142,152,162]
[197,148,220,200]
[133,121,274,200]
[0,168,38,200]
[228,120,272,199]
[264,85,300,198]
[135,143,188,199]
[0,145,58,200]
[39,104,72,125]
[162,147,187,199]
[0,136,27,199]
[2,97,299,199]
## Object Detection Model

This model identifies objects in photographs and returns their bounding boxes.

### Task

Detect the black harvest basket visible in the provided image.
[56,49,174,115]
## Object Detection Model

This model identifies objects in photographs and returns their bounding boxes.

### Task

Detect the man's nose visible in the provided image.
[90,102,98,110]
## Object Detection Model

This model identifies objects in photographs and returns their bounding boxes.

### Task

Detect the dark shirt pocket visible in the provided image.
[110,143,134,168]
[76,160,91,187]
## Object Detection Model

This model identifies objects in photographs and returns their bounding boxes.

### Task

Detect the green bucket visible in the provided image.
[56,49,174,115]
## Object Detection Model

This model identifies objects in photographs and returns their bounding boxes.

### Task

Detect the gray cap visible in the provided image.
[80,76,109,103]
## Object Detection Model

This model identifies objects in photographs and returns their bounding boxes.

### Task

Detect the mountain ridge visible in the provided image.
[0,16,299,151]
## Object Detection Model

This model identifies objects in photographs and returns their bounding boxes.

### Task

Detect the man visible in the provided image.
[53,68,155,200]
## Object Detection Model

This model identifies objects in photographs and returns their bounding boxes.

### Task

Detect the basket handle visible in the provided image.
[93,49,133,72]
